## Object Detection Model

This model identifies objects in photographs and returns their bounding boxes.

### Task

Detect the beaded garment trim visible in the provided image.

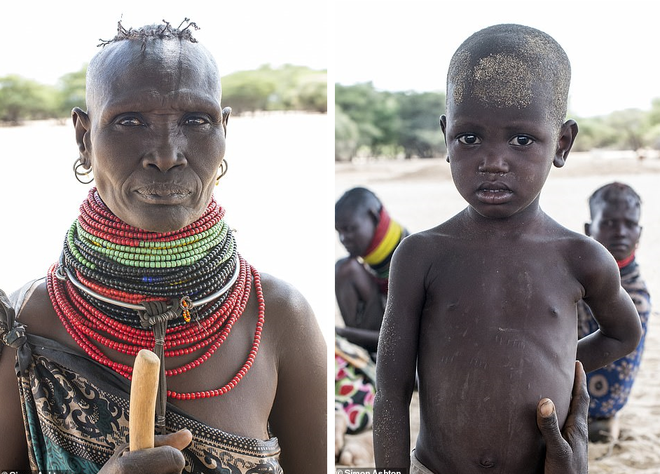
[47,189,264,400]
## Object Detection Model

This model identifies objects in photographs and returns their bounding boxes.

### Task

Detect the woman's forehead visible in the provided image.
[89,40,221,110]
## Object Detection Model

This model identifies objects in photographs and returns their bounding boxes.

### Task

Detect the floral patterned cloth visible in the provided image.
[577,259,651,419]
[335,335,376,434]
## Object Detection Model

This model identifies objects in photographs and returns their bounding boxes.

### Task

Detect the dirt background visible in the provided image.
[335,152,660,473]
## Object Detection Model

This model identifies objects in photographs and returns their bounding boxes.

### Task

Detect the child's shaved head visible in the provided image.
[335,187,382,217]
[447,24,571,128]
[589,182,642,218]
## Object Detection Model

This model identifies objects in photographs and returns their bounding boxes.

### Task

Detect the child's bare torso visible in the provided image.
[414,215,584,473]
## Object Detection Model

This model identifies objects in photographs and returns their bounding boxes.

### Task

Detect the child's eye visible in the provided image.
[458,134,481,145]
[509,135,534,146]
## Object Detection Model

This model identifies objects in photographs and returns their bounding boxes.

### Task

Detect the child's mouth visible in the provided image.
[476,184,513,204]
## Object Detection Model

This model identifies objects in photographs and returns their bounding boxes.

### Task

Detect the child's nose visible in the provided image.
[613,222,628,237]
[478,150,509,175]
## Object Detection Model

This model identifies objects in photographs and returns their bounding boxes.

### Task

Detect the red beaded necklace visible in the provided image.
[47,189,264,400]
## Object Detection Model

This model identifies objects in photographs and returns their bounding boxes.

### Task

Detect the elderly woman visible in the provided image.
[0,21,326,473]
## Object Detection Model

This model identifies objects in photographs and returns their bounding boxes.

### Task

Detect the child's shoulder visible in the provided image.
[400,218,461,248]
[544,217,603,251]
[544,219,617,276]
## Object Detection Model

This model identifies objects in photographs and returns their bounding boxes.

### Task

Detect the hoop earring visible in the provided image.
[215,159,228,185]
[73,157,94,184]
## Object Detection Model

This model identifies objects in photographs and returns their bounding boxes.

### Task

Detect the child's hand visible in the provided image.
[98,429,193,474]
[537,361,589,474]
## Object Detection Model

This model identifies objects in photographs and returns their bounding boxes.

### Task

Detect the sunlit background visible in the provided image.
[335,0,659,118]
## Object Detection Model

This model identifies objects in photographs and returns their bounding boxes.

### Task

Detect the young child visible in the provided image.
[373,24,642,473]
[335,187,408,355]
[578,182,651,442]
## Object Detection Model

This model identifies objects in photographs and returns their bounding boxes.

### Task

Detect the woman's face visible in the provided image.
[75,39,228,233]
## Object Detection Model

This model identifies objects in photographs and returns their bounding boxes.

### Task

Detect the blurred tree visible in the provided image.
[605,108,648,151]
[335,82,399,157]
[294,73,327,113]
[222,65,326,115]
[57,66,87,116]
[221,68,277,114]
[335,105,359,161]
[0,75,58,124]
[647,97,660,127]
[570,116,617,151]
[393,90,446,158]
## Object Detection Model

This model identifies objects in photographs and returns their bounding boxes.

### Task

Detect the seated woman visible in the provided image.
[0,20,326,474]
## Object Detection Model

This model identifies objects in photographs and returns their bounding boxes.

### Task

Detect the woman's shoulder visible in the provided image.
[258,272,314,323]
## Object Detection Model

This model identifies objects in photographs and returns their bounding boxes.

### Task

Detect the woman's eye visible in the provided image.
[184,116,210,126]
[510,135,534,146]
[458,134,480,145]
[117,116,144,127]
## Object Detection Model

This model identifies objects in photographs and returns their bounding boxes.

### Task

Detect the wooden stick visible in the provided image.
[129,349,161,451]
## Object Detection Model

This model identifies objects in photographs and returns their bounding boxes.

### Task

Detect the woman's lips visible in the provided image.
[134,186,192,203]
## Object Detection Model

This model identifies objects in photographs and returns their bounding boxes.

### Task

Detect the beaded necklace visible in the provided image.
[47,188,264,401]
[361,206,408,280]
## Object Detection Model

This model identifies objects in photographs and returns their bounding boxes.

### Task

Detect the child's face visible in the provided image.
[587,201,641,261]
[81,40,227,233]
[335,207,377,258]
[441,93,567,220]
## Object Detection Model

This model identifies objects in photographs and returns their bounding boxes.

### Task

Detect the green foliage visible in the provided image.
[335,105,360,160]
[221,64,327,115]
[335,83,393,154]
[335,82,446,160]
[572,107,657,152]
[0,75,59,123]
[57,66,87,116]
[337,80,660,161]
[392,90,446,158]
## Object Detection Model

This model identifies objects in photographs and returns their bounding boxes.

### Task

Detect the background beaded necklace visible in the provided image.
[47,188,264,402]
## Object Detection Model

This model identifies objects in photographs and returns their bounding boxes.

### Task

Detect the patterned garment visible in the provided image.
[1,288,283,474]
[577,259,651,419]
[335,335,376,434]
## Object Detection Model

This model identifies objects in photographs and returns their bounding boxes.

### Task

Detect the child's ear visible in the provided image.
[554,119,578,168]
[584,222,591,236]
[439,115,448,141]
[440,115,449,162]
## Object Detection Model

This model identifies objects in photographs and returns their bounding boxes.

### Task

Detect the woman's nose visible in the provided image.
[143,127,187,172]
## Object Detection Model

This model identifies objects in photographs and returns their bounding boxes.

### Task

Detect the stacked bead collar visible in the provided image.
[47,188,264,400]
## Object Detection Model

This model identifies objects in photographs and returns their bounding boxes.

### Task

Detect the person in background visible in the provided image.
[335,187,408,356]
[578,182,651,442]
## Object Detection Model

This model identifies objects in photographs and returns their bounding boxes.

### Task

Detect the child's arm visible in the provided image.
[373,235,426,468]
[575,240,642,373]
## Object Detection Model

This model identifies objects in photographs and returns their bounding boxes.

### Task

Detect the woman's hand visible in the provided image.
[537,361,589,474]
[98,429,192,474]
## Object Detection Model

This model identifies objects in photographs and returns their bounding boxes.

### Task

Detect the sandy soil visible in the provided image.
[335,152,660,473]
